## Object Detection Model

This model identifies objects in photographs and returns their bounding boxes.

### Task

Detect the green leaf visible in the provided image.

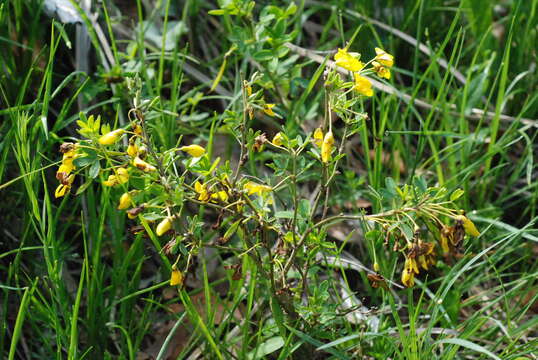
[450,188,465,202]
[284,325,351,360]
[270,296,287,339]
[434,338,501,360]
[208,9,225,15]
[76,178,93,195]
[74,155,96,167]
[384,177,397,195]
[247,336,284,360]
[89,160,100,179]
[275,210,294,219]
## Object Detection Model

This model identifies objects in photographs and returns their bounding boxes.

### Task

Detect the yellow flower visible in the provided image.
[244,80,252,97]
[56,150,77,176]
[55,174,75,198]
[98,129,125,145]
[194,181,210,202]
[170,268,183,286]
[272,132,284,146]
[440,227,452,253]
[244,181,272,196]
[133,156,156,172]
[354,74,373,96]
[156,217,173,236]
[133,124,143,136]
[401,261,415,287]
[407,257,419,275]
[455,215,480,237]
[57,161,74,176]
[211,191,229,203]
[117,192,132,210]
[179,144,206,157]
[263,104,276,117]
[372,61,391,79]
[374,47,394,68]
[127,142,138,157]
[334,48,364,72]
[313,127,324,147]
[103,168,129,186]
[321,131,334,163]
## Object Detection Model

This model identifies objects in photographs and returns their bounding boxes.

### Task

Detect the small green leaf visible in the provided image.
[89,161,100,179]
[76,178,93,195]
[450,188,465,202]
[275,211,294,219]
[247,336,284,360]
[384,177,397,195]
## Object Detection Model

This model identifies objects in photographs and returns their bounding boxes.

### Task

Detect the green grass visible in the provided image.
[1,0,537,359]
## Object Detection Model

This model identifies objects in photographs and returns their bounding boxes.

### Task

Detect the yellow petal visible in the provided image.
[272,132,284,146]
[55,184,68,198]
[419,255,429,271]
[374,47,394,67]
[456,215,480,237]
[133,157,156,172]
[118,193,132,210]
[334,48,364,72]
[156,217,173,236]
[211,191,229,203]
[133,124,143,136]
[57,162,74,176]
[373,61,391,80]
[401,266,415,287]
[98,129,125,145]
[194,181,204,193]
[244,181,272,195]
[170,269,183,286]
[313,127,324,147]
[116,168,130,183]
[180,145,206,157]
[127,143,138,157]
[354,74,373,97]
[321,131,334,163]
[103,176,117,187]
[263,104,276,117]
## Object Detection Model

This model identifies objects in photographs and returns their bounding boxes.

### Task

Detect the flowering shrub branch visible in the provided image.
[53,30,480,324]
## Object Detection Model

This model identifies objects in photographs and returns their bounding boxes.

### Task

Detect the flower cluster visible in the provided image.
[401,215,480,287]
[55,143,78,198]
[333,47,394,97]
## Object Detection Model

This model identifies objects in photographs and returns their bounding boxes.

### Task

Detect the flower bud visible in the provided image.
[321,131,334,163]
[98,129,125,145]
[179,144,206,157]
[272,132,284,146]
[127,141,138,157]
[133,156,156,172]
[170,268,183,286]
[156,217,173,236]
[374,47,394,68]
[117,192,132,210]
[313,128,324,147]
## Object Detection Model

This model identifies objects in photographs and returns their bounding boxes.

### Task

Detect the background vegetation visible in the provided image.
[1,0,537,359]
